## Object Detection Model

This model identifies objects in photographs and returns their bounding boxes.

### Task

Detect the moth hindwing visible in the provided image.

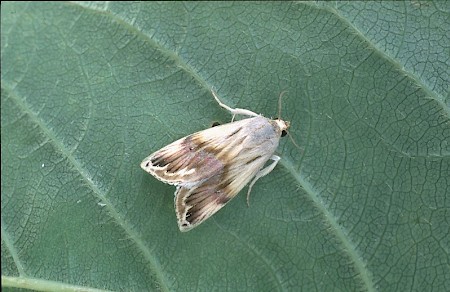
[141,89,290,232]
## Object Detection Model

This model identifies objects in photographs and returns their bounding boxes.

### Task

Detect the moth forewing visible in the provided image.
[140,118,259,185]
[140,90,290,232]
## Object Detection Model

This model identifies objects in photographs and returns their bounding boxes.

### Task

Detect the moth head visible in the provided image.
[275,90,291,137]
[274,119,290,137]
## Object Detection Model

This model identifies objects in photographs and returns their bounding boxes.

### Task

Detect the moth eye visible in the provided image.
[211,121,221,127]
[281,130,287,137]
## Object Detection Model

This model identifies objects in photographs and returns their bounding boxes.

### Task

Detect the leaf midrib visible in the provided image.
[79,2,378,290]
[4,3,383,291]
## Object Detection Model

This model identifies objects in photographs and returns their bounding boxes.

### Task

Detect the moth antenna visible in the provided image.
[278,90,288,119]
[277,90,302,150]
[287,130,302,150]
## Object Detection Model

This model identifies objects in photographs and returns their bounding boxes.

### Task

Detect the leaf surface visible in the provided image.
[2,2,449,291]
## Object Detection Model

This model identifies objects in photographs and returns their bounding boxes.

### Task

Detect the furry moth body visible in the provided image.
[141,90,289,232]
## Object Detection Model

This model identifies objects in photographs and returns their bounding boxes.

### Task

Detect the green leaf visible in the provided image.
[2,2,449,291]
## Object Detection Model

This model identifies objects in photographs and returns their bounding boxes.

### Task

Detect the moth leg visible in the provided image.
[211,89,260,119]
[246,155,281,206]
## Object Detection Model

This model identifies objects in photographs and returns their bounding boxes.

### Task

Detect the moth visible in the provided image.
[141,89,290,232]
